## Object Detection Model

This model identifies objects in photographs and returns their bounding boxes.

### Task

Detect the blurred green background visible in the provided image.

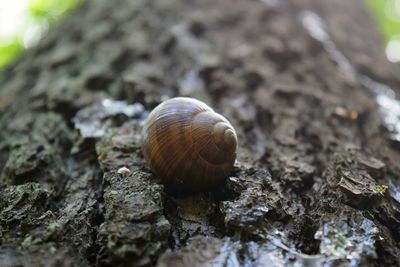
[0,0,81,68]
[0,0,399,69]
[367,0,400,62]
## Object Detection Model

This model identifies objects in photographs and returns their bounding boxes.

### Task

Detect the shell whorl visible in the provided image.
[141,97,237,192]
[191,111,237,165]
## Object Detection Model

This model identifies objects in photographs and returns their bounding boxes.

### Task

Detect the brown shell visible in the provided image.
[141,97,237,192]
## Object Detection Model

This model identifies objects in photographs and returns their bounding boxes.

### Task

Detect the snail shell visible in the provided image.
[141,97,237,193]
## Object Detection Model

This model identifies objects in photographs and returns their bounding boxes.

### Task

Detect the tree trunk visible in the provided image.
[1,0,400,266]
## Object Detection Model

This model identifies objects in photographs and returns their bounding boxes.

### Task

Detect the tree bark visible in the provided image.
[1,0,400,266]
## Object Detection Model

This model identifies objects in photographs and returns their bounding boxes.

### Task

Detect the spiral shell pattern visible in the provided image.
[141,97,237,192]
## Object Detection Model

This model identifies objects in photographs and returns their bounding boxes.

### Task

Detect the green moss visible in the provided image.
[374,184,389,194]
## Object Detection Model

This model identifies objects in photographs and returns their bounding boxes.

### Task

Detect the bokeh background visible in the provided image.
[0,0,399,69]
[0,0,81,68]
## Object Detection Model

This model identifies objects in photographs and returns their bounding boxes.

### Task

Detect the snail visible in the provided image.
[141,97,237,193]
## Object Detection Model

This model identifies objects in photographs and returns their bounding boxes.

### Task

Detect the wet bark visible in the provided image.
[1,0,400,266]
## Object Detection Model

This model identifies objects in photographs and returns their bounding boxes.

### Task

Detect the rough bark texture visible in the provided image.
[1,0,400,266]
